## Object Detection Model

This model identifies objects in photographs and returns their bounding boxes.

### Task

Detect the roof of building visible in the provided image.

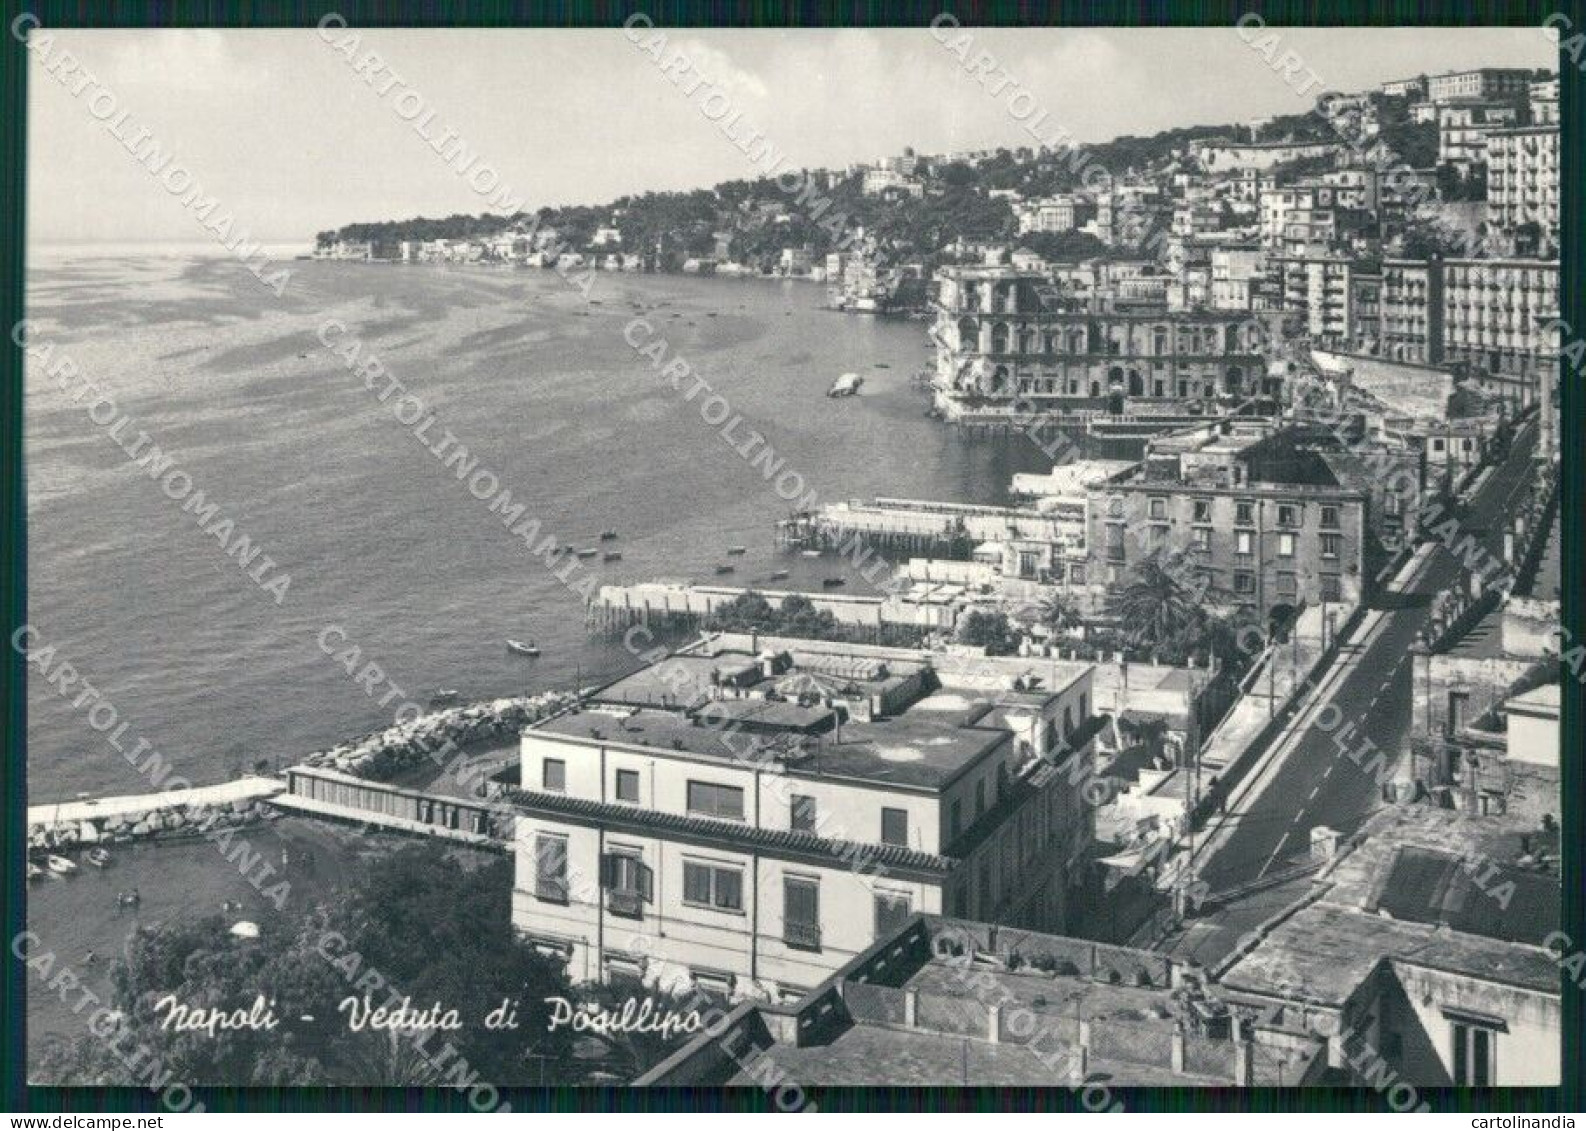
[1218,901,1558,1004]
[639,914,1322,1087]
[725,1016,1222,1087]
[530,695,1015,793]
[1507,683,1560,716]
[528,638,1104,792]
[1372,847,1557,945]
[1218,806,1561,1003]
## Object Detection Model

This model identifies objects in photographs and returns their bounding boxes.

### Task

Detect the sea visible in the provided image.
[24,245,1062,802]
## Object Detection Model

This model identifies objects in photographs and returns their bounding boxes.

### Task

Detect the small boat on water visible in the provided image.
[507,639,541,658]
[714,565,736,576]
[46,855,77,876]
[800,549,822,558]
[599,531,619,541]
[828,372,863,398]
[822,577,847,588]
[603,551,622,562]
[86,847,111,869]
[429,689,461,706]
[576,547,599,559]
[770,570,791,581]
[874,362,891,368]
[726,546,747,556]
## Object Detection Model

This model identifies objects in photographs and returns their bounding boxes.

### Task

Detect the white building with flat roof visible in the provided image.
[509,635,1100,1001]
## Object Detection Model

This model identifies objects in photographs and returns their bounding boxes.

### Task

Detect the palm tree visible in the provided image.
[1110,551,1208,658]
[1036,591,1076,636]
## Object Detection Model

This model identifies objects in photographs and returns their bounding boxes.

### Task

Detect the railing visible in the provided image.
[606,889,643,919]
[784,921,822,952]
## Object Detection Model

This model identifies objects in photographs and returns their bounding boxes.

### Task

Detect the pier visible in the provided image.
[777,497,1079,558]
[585,579,967,640]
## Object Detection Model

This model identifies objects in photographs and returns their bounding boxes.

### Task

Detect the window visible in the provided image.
[1276,572,1298,597]
[682,860,743,912]
[1321,574,1342,602]
[603,850,650,918]
[614,769,640,803]
[534,834,568,904]
[542,758,566,793]
[784,877,821,951]
[1106,523,1127,563]
[1192,499,1211,523]
[1149,524,1169,551]
[790,794,818,834]
[1277,505,1298,527]
[1448,690,1470,735]
[1234,571,1256,595]
[686,780,745,820]
[1321,533,1341,559]
[1148,497,1167,519]
[1192,527,1211,551]
[1235,530,1254,556]
[1277,532,1296,558]
[881,807,909,847]
[1452,1023,1494,1086]
[1320,505,1339,529]
[874,891,913,937]
[1432,437,1446,453]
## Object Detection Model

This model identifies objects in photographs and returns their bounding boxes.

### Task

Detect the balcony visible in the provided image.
[784,921,823,952]
[606,888,644,919]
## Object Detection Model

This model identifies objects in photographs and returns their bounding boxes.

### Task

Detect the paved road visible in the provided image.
[1197,422,1540,892]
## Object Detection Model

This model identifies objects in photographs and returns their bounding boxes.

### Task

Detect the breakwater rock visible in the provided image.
[298,691,579,780]
[28,779,286,851]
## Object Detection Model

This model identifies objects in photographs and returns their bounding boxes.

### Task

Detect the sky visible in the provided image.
[27,25,1558,246]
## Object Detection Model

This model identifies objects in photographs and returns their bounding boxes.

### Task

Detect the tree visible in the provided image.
[30,848,706,1087]
[711,591,778,631]
[957,610,1019,655]
[777,593,840,639]
[1017,230,1110,264]
[1110,552,1209,659]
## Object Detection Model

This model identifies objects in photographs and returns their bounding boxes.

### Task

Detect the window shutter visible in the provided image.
[640,862,654,903]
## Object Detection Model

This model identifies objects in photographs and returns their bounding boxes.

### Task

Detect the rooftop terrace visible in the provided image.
[531,640,1094,792]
